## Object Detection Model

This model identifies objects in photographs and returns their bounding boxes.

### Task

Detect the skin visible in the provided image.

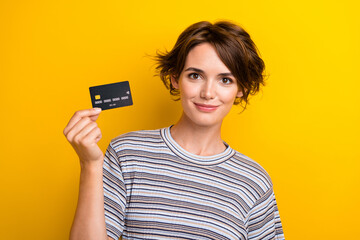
[170,42,242,156]
[63,108,110,240]
[64,42,242,240]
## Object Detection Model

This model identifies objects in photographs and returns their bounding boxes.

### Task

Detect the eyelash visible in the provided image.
[221,78,234,84]
[188,73,201,80]
[188,73,234,85]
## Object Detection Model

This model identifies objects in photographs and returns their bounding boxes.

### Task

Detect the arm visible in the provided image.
[64,108,113,240]
[70,162,109,240]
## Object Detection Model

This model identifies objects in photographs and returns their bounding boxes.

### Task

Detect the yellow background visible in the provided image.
[1,0,359,239]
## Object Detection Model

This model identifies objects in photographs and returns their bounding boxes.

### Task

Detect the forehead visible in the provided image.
[184,43,231,73]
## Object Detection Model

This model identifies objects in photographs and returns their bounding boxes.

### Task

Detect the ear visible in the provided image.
[236,91,243,98]
[171,75,179,89]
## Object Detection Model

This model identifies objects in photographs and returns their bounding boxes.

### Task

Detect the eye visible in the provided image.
[188,73,201,80]
[221,78,233,84]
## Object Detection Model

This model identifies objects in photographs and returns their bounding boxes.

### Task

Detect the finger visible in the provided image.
[83,127,102,144]
[64,108,101,135]
[72,121,99,145]
[65,116,93,142]
[89,113,100,122]
[64,108,101,134]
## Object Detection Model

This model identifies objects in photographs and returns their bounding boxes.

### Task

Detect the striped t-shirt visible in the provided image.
[103,127,284,240]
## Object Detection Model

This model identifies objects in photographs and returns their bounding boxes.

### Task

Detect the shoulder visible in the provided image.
[227,149,274,194]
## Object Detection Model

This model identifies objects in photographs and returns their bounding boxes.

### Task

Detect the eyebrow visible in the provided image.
[184,67,233,77]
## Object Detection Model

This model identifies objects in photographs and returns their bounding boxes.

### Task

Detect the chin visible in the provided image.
[188,114,224,128]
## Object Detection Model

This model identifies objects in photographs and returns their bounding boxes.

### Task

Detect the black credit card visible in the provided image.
[89,81,133,110]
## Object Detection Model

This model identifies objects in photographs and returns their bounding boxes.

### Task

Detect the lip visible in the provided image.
[194,103,219,112]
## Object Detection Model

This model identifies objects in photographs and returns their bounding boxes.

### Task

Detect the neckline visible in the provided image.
[160,126,235,166]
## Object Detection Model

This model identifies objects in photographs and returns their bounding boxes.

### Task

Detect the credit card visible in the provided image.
[89,81,133,110]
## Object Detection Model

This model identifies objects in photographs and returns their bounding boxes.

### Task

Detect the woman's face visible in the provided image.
[171,43,242,128]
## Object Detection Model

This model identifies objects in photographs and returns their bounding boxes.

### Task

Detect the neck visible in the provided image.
[170,113,226,156]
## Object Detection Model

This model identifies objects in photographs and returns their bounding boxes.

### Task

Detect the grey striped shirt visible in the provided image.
[103,127,284,239]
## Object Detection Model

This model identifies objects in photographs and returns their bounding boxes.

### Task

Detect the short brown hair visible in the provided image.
[155,20,265,108]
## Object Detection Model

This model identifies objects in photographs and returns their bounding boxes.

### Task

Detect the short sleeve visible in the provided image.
[246,187,284,239]
[103,142,127,240]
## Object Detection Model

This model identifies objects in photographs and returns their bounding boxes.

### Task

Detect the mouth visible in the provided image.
[194,103,219,112]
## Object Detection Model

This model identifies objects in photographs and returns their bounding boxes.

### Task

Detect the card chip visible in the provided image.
[95,95,101,100]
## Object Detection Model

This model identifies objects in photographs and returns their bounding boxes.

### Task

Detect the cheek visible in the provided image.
[179,82,198,98]
[220,89,239,103]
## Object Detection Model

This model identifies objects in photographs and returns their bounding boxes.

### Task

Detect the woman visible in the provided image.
[64,21,284,240]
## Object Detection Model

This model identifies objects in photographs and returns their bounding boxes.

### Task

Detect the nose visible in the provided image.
[200,80,215,100]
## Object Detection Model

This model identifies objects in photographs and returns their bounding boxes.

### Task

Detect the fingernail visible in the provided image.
[94,107,102,112]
